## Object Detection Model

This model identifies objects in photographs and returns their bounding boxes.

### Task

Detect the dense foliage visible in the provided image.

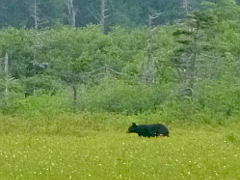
[1,0,240,122]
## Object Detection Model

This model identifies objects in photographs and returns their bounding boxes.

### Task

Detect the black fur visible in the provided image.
[127,122,169,137]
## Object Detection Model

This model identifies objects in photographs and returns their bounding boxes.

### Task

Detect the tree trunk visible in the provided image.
[183,0,189,15]
[100,0,109,34]
[4,52,9,95]
[188,31,198,89]
[141,25,159,84]
[33,0,39,29]
[72,85,77,111]
[66,0,78,27]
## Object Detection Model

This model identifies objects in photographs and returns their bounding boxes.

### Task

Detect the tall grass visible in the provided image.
[0,113,240,180]
[1,87,240,180]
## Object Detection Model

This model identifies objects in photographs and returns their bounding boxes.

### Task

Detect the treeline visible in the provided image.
[1,0,240,121]
[1,0,240,29]
[0,0,215,29]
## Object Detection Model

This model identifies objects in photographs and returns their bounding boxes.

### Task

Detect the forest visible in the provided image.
[1,0,240,179]
[0,0,208,28]
[1,0,240,120]
[0,0,240,29]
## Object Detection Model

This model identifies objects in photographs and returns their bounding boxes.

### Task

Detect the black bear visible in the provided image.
[127,122,169,137]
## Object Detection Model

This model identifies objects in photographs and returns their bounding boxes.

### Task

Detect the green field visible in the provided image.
[1,2,240,179]
[0,114,240,180]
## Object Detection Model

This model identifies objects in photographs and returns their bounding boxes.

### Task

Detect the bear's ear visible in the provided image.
[132,122,137,126]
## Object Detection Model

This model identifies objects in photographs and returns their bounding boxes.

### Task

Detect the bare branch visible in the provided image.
[88,0,110,34]
[65,0,78,27]
[87,7,101,22]
[148,12,161,26]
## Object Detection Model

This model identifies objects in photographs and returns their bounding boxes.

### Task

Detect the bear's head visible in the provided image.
[127,122,137,133]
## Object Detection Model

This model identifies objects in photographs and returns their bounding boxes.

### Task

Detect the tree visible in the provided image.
[172,11,216,95]
[100,0,109,34]
[88,0,110,34]
[66,0,78,27]
[30,0,41,29]
[202,0,240,23]
[140,24,159,84]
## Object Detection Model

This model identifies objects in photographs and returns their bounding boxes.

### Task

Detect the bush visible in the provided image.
[73,79,171,115]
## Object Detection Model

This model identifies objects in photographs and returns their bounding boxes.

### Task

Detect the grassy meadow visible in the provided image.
[2,7,240,179]
[0,112,240,180]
